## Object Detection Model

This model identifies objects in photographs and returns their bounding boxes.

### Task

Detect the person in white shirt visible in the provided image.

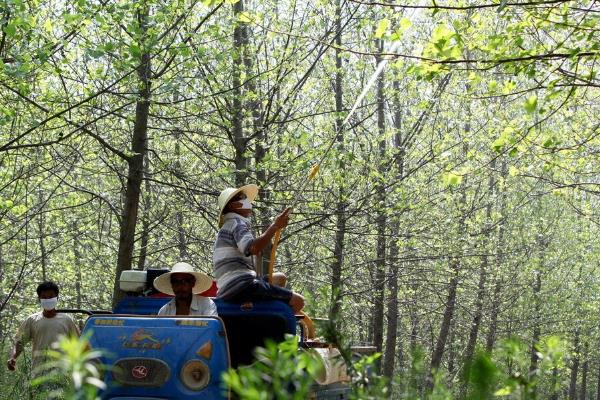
[154,262,217,316]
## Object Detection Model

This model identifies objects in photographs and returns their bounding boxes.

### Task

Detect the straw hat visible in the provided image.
[153,262,213,295]
[217,184,258,227]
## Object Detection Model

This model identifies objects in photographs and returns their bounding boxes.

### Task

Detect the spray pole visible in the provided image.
[267,42,400,283]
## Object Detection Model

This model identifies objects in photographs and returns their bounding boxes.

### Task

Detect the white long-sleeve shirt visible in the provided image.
[157,295,218,316]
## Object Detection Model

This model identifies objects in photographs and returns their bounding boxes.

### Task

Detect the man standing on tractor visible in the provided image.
[213,184,304,313]
[153,262,218,316]
[6,281,79,375]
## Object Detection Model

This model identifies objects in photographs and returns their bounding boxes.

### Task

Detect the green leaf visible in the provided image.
[524,94,538,114]
[43,19,53,33]
[4,23,17,37]
[400,17,412,31]
[129,44,142,59]
[492,137,505,153]
[375,18,390,39]
[494,386,513,396]
[442,171,463,186]
[238,11,254,23]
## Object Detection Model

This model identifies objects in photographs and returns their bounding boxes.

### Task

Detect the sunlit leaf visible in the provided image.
[375,18,390,38]
[524,95,538,114]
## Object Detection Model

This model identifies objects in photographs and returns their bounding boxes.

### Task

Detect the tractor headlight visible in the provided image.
[180,360,210,390]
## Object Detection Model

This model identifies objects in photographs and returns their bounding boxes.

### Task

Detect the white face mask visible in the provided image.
[40,297,58,311]
[238,198,252,210]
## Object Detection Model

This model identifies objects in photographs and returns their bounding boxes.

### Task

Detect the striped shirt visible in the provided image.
[213,213,257,298]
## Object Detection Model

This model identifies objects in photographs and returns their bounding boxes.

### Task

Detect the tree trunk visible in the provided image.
[428,144,468,391]
[550,366,559,400]
[174,129,188,260]
[460,159,496,398]
[372,38,386,373]
[429,270,458,373]
[113,3,151,308]
[581,349,588,400]
[595,358,600,400]
[529,226,547,392]
[447,327,456,377]
[242,11,272,275]
[529,267,542,381]
[0,245,4,338]
[330,0,345,322]
[569,329,580,400]
[382,76,404,380]
[486,158,508,353]
[137,153,151,270]
[232,0,248,186]
[38,189,47,281]
[72,222,82,309]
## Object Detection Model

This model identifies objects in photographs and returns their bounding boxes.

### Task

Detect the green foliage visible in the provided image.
[374,19,390,39]
[464,352,499,400]
[221,335,320,400]
[523,95,538,115]
[31,334,105,400]
[425,24,462,61]
[220,335,570,399]
[1,1,599,399]
[442,171,463,187]
[490,336,568,399]
[349,353,389,399]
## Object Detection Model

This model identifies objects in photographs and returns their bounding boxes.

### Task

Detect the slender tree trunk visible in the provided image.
[429,270,458,372]
[72,222,82,309]
[232,0,248,186]
[113,3,151,308]
[428,146,468,391]
[372,38,386,373]
[382,76,404,380]
[410,308,418,353]
[529,267,542,376]
[529,106,545,399]
[242,14,272,275]
[486,158,508,353]
[173,129,188,260]
[0,245,4,338]
[330,0,345,321]
[581,344,588,400]
[447,327,456,377]
[460,159,496,398]
[37,190,47,281]
[570,330,580,400]
[457,71,475,398]
[383,240,399,379]
[595,358,600,400]
[529,228,546,390]
[550,366,559,400]
[137,154,151,270]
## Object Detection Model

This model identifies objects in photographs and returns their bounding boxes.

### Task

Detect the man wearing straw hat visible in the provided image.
[154,262,218,316]
[214,184,304,313]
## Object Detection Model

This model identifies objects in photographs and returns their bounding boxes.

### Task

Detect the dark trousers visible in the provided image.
[220,275,293,304]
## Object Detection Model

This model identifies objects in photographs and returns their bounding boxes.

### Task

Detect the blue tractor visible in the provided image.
[75,269,354,399]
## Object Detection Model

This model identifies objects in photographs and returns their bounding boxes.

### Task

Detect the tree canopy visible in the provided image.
[1,0,598,397]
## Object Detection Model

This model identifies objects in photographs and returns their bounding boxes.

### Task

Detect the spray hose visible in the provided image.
[265,42,399,337]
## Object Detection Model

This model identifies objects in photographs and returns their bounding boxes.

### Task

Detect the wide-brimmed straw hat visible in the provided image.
[217,184,258,227]
[153,262,213,295]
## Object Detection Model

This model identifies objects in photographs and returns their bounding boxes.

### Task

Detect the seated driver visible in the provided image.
[154,262,218,316]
